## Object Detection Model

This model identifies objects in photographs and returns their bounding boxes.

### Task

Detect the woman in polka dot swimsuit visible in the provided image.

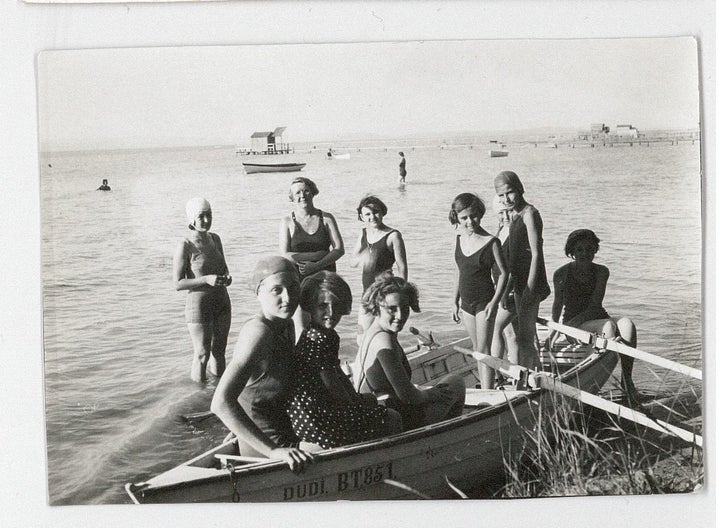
[287,271,402,449]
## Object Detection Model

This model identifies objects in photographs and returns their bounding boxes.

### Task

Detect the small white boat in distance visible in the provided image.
[242,162,306,174]
[331,153,351,160]
[489,150,509,157]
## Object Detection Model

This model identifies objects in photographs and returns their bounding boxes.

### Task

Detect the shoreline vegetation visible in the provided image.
[463,368,703,499]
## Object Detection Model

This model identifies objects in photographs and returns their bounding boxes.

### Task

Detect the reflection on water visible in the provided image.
[41,142,702,504]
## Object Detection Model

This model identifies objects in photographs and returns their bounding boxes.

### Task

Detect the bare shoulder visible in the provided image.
[322,210,339,225]
[553,263,570,283]
[594,263,610,279]
[234,317,272,354]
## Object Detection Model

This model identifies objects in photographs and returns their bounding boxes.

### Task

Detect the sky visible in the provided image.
[37,38,700,151]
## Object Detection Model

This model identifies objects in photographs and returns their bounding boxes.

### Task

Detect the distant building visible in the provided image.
[249,127,288,154]
[615,124,639,138]
[590,123,610,138]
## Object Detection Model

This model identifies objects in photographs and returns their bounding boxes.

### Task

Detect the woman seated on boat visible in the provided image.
[279,177,345,336]
[350,195,408,335]
[287,271,402,449]
[354,273,465,431]
[210,256,314,473]
[547,229,641,406]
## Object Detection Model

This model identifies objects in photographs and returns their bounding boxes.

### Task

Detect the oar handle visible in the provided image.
[537,317,702,381]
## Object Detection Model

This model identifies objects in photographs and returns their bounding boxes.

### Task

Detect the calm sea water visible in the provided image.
[40,142,702,505]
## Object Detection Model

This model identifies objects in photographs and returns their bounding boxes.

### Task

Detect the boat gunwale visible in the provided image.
[132,348,617,498]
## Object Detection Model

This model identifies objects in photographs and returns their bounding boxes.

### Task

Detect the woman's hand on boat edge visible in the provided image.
[270,447,315,473]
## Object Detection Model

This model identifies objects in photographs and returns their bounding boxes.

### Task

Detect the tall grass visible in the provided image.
[499,370,703,497]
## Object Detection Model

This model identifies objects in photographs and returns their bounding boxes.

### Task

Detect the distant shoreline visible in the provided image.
[40,127,700,156]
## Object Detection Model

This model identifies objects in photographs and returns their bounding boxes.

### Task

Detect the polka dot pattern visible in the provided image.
[287,326,387,449]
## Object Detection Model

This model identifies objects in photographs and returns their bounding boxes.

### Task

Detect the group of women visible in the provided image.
[172,171,639,472]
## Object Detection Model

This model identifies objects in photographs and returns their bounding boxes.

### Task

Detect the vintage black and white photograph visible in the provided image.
[37,38,703,507]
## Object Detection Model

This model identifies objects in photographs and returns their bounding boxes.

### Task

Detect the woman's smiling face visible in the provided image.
[376,292,411,334]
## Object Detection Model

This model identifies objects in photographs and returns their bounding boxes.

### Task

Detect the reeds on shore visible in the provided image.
[498,368,703,498]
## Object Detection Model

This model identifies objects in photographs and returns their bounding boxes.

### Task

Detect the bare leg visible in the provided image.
[492,306,517,361]
[208,309,231,378]
[188,322,212,383]
[460,310,485,386]
[514,292,541,370]
[474,310,496,389]
[616,317,640,406]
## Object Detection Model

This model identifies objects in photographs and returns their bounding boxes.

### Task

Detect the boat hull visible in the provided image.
[489,150,509,157]
[127,335,617,503]
[242,162,306,174]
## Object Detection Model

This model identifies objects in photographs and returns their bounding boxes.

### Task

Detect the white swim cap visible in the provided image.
[185,197,212,226]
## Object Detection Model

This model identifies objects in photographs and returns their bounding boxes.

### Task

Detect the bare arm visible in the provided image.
[348,230,365,269]
[388,230,408,280]
[523,207,546,297]
[211,233,232,285]
[551,266,567,323]
[374,335,429,405]
[487,238,508,309]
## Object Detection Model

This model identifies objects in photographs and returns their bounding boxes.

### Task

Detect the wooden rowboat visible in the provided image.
[489,150,509,157]
[242,162,306,174]
[126,326,618,503]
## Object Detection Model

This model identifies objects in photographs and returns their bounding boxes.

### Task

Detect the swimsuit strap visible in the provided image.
[367,228,396,249]
[291,210,324,233]
[355,326,388,393]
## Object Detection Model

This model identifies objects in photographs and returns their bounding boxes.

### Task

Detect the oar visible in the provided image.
[537,317,702,381]
[180,410,216,424]
[530,372,703,448]
[454,346,530,389]
[456,346,702,447]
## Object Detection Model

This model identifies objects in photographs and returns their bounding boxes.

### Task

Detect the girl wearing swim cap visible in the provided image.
[494,171,551,370]
[173,197,232,383]
[211,256,315,473]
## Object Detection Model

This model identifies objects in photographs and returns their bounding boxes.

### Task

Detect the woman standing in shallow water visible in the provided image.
[173,197,232,383]
[351,195,408,334]
[279,177,344,337]
[494,171,551,370]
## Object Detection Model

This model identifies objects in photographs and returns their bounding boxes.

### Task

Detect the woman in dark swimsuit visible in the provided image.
[548,229,640,406]
[279,177,344,337]
[351,195,408,334]
[211,256,314,472]
[449,193,508,389]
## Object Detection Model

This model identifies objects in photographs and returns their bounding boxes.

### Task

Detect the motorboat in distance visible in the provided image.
[242,162,306,174]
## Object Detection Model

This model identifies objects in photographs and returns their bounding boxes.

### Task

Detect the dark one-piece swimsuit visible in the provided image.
[289,210,336,278]
[455,235,497,315]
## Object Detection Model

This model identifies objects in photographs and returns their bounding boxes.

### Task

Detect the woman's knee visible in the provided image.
[601,319,618,338]
[616,317,637,342]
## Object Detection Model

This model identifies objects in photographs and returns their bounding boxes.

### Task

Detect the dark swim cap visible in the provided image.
[494,171,525,195]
